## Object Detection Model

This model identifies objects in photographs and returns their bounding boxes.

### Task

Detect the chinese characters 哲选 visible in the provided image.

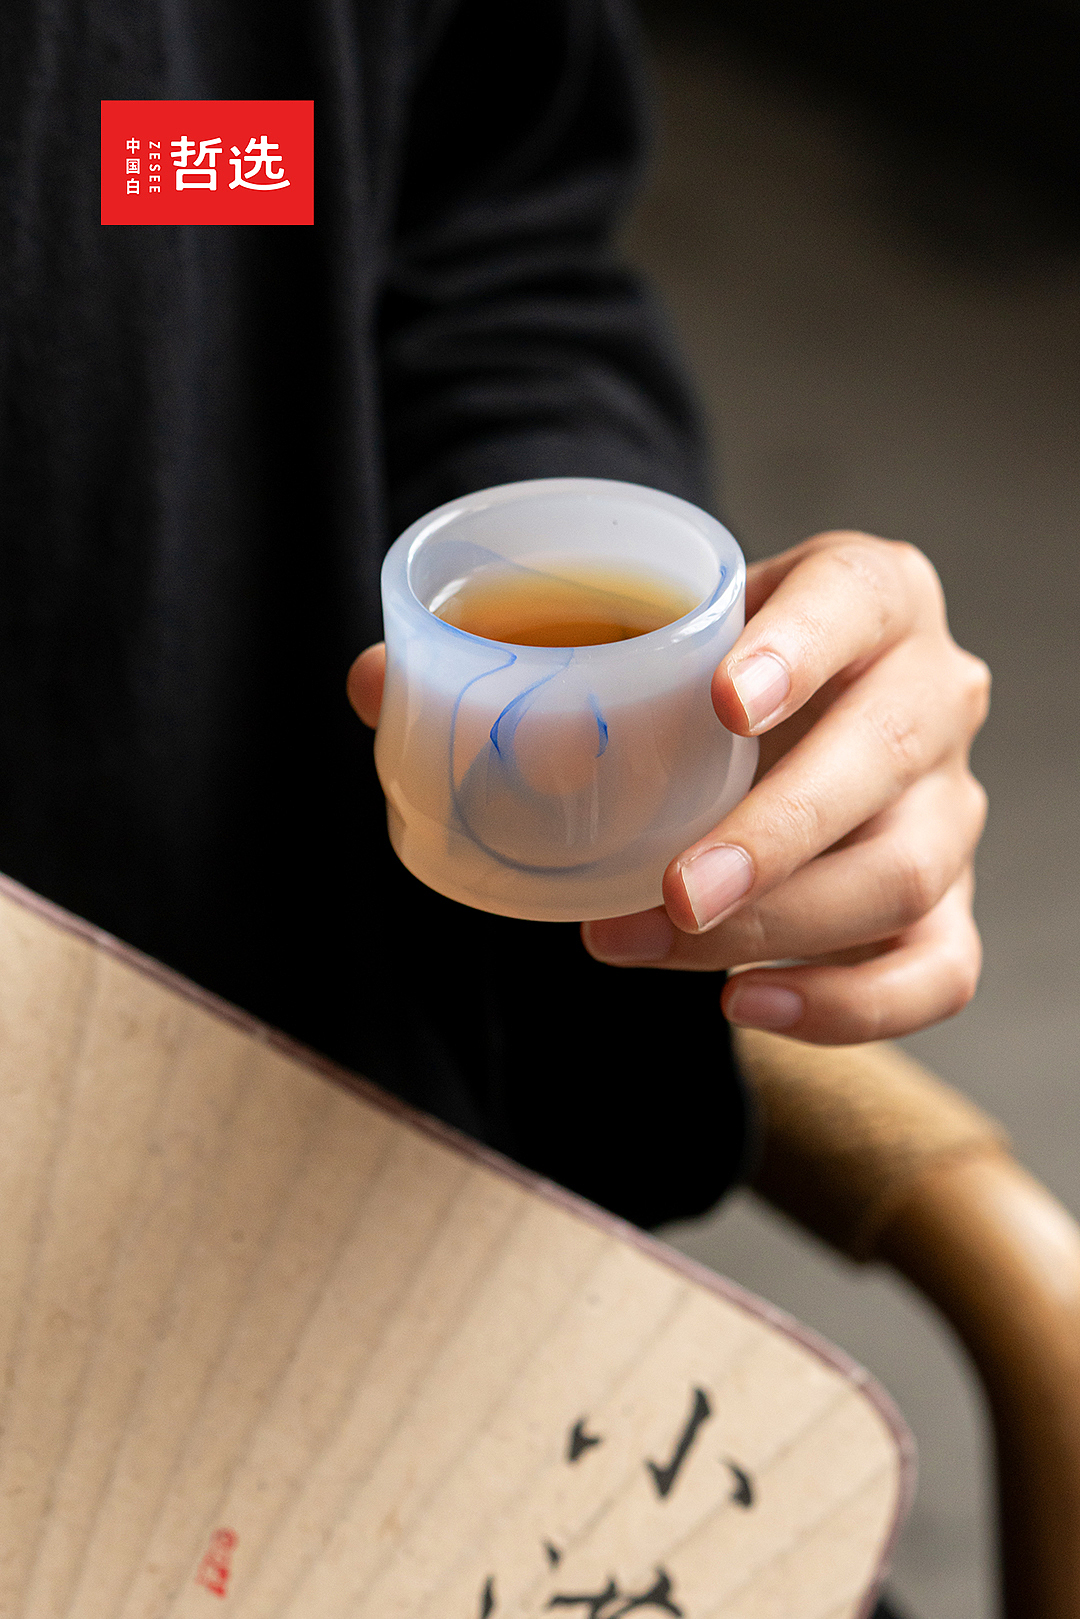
[165,135,291,192]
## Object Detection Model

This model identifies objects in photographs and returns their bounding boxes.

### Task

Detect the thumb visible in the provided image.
[346,642,386,728]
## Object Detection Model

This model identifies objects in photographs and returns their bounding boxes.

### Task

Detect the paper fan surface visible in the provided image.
[0,875,913,1619]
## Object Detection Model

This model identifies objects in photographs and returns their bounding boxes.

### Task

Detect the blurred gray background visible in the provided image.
[623,7,1080,1616]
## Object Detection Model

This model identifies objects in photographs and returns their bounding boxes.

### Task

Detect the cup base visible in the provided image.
[384,729,758,922]
[388,814,664,921]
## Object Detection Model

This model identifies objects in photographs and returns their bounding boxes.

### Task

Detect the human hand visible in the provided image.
[347,531,990,1046]
[580,531,991,1044]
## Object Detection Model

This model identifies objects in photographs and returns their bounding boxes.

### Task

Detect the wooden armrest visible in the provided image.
[733,1027,1009,1261]
[734,1027,1080,1619]
[879,1154,1080,1618]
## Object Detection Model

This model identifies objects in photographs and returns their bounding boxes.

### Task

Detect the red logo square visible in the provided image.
[101,101,313,225]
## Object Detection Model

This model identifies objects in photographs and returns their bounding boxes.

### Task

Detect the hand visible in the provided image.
[347,530,990,1046]
[581,531,990,1044]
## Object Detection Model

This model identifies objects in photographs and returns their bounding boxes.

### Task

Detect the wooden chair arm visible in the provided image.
[734,1027,1080,1619]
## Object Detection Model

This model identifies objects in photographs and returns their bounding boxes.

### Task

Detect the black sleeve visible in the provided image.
[0,0,749,1229]
[357,0,752,1230]
[379,0,714,531]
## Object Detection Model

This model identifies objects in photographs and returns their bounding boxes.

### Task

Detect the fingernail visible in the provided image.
[583,911,674,964]
[725,982,804,1031]
[730,653,790,732]
[679,844,754,930]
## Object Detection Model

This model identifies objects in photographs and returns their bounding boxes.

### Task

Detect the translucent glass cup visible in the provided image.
[375,478,758,921]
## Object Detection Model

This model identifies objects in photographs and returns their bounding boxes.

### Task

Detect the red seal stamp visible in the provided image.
[194,1527,239,1598]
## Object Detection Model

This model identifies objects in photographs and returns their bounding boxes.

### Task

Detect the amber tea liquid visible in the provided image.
[429,561,698,647]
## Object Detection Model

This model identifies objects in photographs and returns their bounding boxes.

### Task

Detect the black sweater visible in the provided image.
[0,0,749,1226]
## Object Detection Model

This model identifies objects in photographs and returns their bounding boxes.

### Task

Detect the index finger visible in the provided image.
[714,533,943,737]
[663,628,973,933]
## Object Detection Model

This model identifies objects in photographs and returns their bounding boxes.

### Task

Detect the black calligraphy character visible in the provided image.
[545,1541,563,1566]
[726,1461,754,1507]
[547,1568,682,1617]
[548,1577,618,1617]
[567,1418,603,1462]
[646,1387,712,1498]
[610,1568,683,1616]
[478,1574,496,1617]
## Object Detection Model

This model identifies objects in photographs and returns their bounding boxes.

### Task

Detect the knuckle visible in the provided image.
[869,704,924,786]
[718,904,773,967]
[959,651,992,731]
[821,537,894,625]
[766,783,829,862]
[815,533,945,623]
[943,946,982,1017]
[851,984,893,1043]
[890,539,947,617]
[803,534,893,641]
[940,915,984,1018]
[964,772,989,840]
[893,537,942,591]
[892,843,945,927]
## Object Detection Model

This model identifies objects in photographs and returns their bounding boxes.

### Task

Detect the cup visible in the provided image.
[375,478,758,921]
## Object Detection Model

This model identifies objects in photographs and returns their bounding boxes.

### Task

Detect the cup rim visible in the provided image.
[381,477,746,659]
